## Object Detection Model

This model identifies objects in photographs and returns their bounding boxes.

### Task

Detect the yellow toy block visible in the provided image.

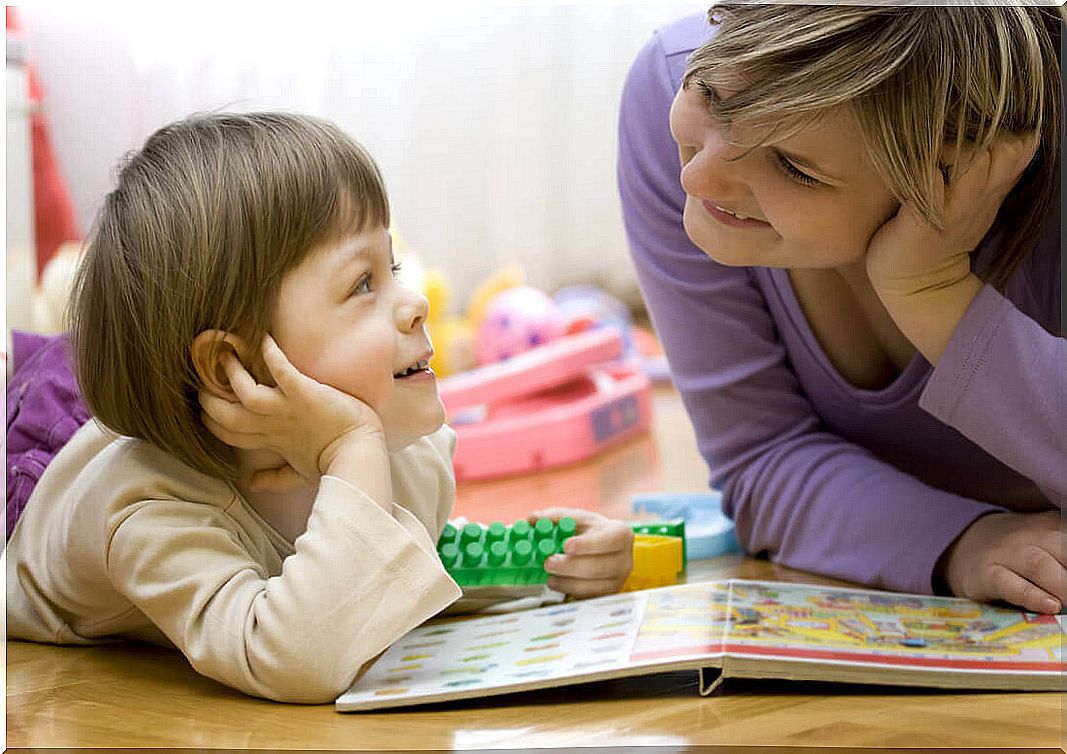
[622,534,684,592]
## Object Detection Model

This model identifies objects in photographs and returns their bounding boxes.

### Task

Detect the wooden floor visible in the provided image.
[6,386,1064,750]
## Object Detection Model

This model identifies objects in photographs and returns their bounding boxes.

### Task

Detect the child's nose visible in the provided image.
[397,290,429,332]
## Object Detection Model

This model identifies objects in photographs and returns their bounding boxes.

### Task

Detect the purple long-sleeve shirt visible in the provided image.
[617,13,1064,594]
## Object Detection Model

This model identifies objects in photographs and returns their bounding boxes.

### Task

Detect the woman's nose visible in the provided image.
[671,93,741,198]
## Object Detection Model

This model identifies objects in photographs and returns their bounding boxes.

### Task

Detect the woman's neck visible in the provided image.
[232,448,317,544]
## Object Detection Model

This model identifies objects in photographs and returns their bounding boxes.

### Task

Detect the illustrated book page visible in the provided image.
[337,579,1065,710]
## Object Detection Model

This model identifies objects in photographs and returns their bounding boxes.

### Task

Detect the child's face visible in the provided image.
[270,226,444,451]
[669,84,900,270]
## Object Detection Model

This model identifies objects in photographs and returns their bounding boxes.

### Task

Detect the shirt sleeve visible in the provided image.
[920,283,1066,507]
[105,475,461,704]
[617,29,1005,596]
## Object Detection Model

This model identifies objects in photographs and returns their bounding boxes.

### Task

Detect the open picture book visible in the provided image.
[336,579,1065,711]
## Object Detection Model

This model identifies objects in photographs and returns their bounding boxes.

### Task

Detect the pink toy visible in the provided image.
[475,286,566,366]
[438,329,652,481]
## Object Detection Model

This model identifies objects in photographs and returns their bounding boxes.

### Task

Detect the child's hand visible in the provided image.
[199,335,386,489]
[939,510,1065,614]
[865,132,1038,297]
[529,507,634,598]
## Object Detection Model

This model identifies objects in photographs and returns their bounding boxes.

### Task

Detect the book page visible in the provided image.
[337,581,732,710]
[721,580,1065,675]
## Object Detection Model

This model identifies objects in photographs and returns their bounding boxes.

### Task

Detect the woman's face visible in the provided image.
[669,82,900,270]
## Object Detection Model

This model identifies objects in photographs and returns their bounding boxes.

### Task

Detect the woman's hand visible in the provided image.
[529,507,635,598]
[938,510,1064,614]
[199,335,386,490]
[865,133,1038,364]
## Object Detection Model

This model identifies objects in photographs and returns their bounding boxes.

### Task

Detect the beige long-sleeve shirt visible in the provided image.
[6,420,462,703]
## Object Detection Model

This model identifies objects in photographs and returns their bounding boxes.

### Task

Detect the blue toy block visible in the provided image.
[631,491,741,560]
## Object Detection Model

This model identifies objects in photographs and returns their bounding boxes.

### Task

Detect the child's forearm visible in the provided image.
[325,436,394,510]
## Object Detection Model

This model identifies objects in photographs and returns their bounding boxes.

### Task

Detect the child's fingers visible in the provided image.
[222,353,277,413]
[529,506,599,524]
[200,412,264,450]
[561,525,635,557]
[259,335,308,394]
[991,565,1061,614]
[199,391,268,434]
[547,575,626,600]
[545,551,632,582]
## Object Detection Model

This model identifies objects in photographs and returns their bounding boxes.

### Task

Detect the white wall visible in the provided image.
[17,3,707,311]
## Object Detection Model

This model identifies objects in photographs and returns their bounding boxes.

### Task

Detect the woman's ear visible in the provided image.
[190,330,253,400]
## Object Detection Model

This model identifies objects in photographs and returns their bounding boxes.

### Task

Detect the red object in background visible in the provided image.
[7,7,81,281]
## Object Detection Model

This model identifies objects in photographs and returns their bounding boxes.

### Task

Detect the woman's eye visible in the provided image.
[774,152,819,187]
[390,261,403,278]
[696,81,721,107]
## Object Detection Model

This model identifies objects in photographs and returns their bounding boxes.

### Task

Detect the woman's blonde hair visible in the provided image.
[69,112,390,479]
[683,4,1063,289]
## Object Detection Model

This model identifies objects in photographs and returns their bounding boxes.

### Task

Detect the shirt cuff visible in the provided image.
[919,284,1010,423]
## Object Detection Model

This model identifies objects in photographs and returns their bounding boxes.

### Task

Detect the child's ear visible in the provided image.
[190,330,253,400]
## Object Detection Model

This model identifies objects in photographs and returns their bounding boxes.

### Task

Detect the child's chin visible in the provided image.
[384,413,446,452]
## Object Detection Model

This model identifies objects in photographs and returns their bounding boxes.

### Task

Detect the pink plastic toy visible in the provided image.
[475,286,566,366]
[438,329,652,481]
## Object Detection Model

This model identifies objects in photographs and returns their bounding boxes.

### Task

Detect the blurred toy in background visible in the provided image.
[439,327,652,480]
[465,264,525,336]
[475,285,566,366]
[423,270,476,378]
[420,263,526,377]
[552,284,672,385]
[553,284,636,357]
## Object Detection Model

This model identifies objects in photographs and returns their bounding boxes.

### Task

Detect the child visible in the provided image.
[618,6,1064,613]
[6,112,634,703]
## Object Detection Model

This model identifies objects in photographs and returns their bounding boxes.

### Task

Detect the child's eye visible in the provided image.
[350,273,373,296]
[390,261,403,278]
[774,152,819,187]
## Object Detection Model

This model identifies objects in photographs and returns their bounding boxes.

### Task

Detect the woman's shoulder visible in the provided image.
[628,12,714,96]
[653,10,714,59]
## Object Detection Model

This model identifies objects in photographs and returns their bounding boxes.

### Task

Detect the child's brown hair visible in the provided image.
[70,111,390,479]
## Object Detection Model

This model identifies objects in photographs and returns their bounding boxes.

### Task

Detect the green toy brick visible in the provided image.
[630,519,687,563]
[437,517,576,586]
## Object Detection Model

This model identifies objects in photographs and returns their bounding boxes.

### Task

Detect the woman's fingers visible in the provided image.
[988,564,1061,614]
[1004,542,1066,611]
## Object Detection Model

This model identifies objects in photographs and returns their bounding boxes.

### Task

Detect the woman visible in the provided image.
[618,5,1064,612]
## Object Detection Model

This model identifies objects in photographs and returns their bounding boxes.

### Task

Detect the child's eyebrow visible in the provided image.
[329,241,375,275]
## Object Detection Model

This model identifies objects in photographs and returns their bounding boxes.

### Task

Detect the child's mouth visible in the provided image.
[394,359,432,379]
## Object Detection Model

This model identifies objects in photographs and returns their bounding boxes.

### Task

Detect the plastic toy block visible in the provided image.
[631,492,742,560]
[630,519,686,563]
[622,534,685,592]
[437,517,576,586]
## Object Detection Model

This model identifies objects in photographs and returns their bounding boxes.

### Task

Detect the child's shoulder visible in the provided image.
[31,420,237,527]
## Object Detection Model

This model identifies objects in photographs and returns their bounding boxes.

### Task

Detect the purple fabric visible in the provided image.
[617,13,1063,594]
[6,330,91,538]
